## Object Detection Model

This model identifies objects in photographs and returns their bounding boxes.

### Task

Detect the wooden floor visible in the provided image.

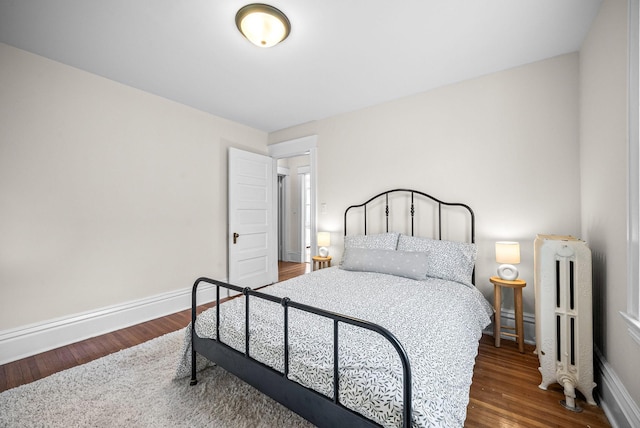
[0,261,610,427]
[278,259,311,281]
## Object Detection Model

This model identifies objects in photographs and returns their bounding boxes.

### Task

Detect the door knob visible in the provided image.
[233,232,239,244]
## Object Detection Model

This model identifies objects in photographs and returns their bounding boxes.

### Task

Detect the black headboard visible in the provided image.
[343,188,475,243]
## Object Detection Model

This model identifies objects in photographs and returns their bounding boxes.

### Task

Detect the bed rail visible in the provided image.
[190,277,412,428]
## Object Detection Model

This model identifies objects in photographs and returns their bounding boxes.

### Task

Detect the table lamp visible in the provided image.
[317,232,331,257]
[495,241,520,280]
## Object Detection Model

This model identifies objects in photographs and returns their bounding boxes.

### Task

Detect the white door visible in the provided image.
[228,148,277,288]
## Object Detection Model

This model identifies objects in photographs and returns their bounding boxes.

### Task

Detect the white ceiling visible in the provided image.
[0,0,602,132]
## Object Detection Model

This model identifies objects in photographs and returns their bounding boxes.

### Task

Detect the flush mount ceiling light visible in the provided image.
[235,3,291,48]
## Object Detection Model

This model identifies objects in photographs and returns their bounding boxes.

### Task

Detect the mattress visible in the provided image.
[177,267,492,427]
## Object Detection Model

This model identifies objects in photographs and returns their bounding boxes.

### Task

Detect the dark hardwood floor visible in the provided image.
[0,261,610,427]
[279,259,311,281]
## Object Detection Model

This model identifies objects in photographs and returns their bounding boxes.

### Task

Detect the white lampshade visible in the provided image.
[236,4,291,48]
[317,232,331,247]
[495,241,520,280]
[496,241,520,264]
[317,232,330,257]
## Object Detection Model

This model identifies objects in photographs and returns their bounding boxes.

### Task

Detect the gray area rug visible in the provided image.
[0,329,313,427]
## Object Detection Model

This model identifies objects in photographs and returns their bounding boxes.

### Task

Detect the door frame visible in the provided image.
[277,167,289,261]
[268,135,318,261]
[298,165,311,263]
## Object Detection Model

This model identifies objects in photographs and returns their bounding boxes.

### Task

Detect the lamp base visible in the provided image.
[318,247,329,257]
[497,264,519,281]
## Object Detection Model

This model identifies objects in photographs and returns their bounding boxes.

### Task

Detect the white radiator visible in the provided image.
[534,234,596,411]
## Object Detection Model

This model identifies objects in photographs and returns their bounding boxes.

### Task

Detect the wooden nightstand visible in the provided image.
[312,256,332,271]
[490,275,526,353]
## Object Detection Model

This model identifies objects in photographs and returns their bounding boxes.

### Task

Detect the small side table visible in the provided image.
[312,256,332,271]
[490,275,526,353]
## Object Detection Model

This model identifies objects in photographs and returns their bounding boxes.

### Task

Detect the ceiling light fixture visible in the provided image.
[235,3,291,48]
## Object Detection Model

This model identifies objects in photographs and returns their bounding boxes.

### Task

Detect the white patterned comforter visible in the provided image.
[177,267,492,427]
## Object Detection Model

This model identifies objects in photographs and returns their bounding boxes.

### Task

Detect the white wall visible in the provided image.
[580,0,640,419]
[0,43,268,330]
[270,54,582,320]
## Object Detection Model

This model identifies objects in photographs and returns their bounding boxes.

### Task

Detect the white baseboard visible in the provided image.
[595,347,640,428]
[0,282,219,365]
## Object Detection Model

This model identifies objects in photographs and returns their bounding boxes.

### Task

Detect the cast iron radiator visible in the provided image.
[533,234,596,411]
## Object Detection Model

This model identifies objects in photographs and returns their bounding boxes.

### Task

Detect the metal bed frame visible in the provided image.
[189,188,475,427]
[344,188,475,282]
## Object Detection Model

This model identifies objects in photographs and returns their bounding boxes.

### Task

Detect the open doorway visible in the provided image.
[268,135,317,279]
[277,154,311,265]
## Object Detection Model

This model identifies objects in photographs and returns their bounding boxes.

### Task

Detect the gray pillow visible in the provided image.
[344,232,399,250]
[397,234,477,285]
[341,247,430,280]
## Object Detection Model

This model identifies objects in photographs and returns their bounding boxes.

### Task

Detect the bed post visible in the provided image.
[190,278,200,386]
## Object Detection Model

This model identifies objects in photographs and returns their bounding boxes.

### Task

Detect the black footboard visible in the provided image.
[190,277,412,428]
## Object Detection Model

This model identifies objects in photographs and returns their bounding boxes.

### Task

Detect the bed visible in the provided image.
[178,189,493,427]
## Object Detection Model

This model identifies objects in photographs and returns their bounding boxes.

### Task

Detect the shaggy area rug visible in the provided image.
[0,329,313,427]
